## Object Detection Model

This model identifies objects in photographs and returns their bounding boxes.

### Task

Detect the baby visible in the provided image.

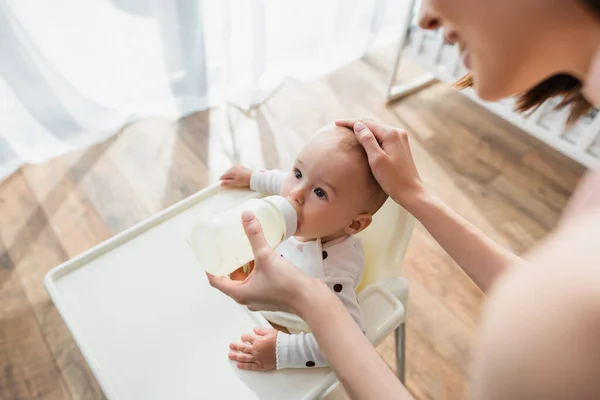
[219,124,388,371]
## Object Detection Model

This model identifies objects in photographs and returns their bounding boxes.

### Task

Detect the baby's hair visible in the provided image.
[334,126,389,215]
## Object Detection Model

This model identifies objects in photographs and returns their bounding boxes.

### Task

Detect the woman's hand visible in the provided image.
[335,119,424,207]
[220,165,253,188]
[206,211,314,313]
[228,327,278,371]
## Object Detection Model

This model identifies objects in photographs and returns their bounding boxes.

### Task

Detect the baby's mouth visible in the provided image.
[288,200,300,223]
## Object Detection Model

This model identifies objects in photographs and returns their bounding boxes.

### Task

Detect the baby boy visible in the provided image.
[219,124,388,371]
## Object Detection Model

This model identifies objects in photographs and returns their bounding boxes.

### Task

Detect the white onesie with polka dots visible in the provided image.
[250,169,365,370]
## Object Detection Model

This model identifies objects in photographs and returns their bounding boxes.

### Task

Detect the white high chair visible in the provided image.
[45,185,414,400]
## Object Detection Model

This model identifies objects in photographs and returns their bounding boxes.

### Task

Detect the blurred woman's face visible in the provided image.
[418,0,600,101]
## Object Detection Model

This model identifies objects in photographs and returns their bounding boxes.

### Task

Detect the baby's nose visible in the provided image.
[288,193,303,207]
[289,187,305,205]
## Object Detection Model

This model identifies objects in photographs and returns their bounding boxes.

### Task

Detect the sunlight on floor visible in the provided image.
[106,118,177,213]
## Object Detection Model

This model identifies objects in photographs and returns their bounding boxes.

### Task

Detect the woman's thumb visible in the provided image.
[242,211,269,256]
[354,122,384,158]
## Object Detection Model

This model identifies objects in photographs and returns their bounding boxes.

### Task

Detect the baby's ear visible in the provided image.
[345,213,372,235]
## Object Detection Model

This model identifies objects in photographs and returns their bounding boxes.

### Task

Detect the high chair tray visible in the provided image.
[44,186,338,400]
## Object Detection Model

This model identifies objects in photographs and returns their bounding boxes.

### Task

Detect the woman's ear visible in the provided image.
[345,213,372,235]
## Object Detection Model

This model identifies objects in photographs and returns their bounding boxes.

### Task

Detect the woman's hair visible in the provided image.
[454,0,600,124]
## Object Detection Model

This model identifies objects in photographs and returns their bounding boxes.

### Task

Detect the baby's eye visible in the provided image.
[294,169,302,179]
[314,188,328,199]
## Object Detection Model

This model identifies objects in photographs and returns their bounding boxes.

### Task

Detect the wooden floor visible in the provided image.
[0,48,585,399]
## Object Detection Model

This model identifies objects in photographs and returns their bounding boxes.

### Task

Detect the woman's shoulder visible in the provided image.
[473,206,600,398]
[543,169,600,295]
[525,197,600,298]
[531,169,600,297]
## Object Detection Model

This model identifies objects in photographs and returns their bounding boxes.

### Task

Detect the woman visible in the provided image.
[208,0,600,398]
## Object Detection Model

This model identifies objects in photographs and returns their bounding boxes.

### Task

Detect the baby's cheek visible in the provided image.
[279,175,294,197]
[298,207,319,233]
[309,208,339,233]
[279,186,288,198]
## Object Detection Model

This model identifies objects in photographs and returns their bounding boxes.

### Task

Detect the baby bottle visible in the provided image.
[188,196,297,276]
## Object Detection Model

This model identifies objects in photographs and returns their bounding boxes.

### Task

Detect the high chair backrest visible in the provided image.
[356,198,415,292]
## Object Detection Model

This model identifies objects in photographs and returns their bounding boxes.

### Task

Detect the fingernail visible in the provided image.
[354,122,366,132]
[242,211,254,222]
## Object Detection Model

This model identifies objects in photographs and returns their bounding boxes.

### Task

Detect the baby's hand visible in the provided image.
[228,327,277,371]
[220,165,253,188]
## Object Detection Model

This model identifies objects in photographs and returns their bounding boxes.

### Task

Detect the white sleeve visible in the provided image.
[249,169,287,195]
[276,331,328,369]
[275,237,366,370]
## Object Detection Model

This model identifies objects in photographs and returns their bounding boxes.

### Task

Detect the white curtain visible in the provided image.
[0,0,410,182]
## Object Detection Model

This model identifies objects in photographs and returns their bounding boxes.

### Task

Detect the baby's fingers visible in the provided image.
[236,362,260,371]
[241,333,257,344]
[229,351,255,363]
[220,178,236,187]
[229,342,252,353]
[220,170,234,179]
[253,327,271,336]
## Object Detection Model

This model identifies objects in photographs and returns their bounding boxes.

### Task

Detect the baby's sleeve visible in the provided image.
[249,169,287,195]
[275,331,328,369]
[275,238,366,370]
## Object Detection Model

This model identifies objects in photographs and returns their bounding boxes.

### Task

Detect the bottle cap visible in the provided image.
[263,196,297,240]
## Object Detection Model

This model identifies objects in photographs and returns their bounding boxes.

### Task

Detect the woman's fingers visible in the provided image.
[335,118,375,128]
[241,212,270,260]
[359,120,400,141]
[335,119,358,128]
[207,215,312,313]
[336,118,422,207]
[353,122,387,163]
[205,273,245,302]
[336,118,397,143]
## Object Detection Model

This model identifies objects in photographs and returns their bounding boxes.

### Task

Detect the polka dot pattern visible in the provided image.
[333,284,343,292]
[306,361,315,367]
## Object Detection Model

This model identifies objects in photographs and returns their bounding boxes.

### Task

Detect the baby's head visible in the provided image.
[280,124,388,241]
